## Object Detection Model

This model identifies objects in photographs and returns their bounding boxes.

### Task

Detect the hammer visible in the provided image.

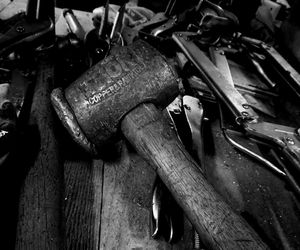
[51,40,268,249]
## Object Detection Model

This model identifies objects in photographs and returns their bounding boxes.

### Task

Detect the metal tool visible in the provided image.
[84,0,110,65]
[133,0,179,34]
[166,95,184,143]
[166,95,204,245]
[183,95,205,168]
[84,1,126,65]
[243,48,276,89]
[239,35,300,98]
[51,40,267,249]
[150,0,238,40]
[208,47,284,175]
[150,1,201,37]
[63,9,85,41]
[150,97,189,243]
[209,47,276,117]
[110,3,126,45]
[151,177,163,239]
[151,176,183,243]
[173,32,300,191]
[164,0,177,17]
[0,0,54,56]
[0,0,55,159]
[99,0,110,39]
[0,79,16,161]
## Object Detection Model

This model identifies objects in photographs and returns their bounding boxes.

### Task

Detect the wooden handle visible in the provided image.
[121,103,268,250]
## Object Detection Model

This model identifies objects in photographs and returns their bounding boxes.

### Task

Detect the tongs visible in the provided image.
[173,32,300,194]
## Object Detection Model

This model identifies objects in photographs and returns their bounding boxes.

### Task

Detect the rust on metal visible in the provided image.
[51,40,179,152]
[51,88,98,155]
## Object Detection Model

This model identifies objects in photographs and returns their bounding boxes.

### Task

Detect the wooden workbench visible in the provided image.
[0,1,193,249]
[1,1,300,249]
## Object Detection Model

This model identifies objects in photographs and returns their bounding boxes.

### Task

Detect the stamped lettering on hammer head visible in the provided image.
[88,51,146,106]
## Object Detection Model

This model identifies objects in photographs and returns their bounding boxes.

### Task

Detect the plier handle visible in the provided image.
[173,31,300,194]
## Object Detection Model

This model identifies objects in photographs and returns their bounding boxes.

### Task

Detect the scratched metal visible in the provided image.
[56,40,178,151]
[51,88,98,155]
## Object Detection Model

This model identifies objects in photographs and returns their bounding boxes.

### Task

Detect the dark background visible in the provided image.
[55,0,262,27]
[55,0,171,12]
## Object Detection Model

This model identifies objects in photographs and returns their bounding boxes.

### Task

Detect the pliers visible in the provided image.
[173,31,300,196]
[0,0,54,57]
[84,0,126,65]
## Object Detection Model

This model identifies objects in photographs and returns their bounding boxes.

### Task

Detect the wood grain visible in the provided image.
[64,158,99,250]
[63,141,192,249]
[95,142,192,249]
[15,52,64,249]
[121,103,268,250]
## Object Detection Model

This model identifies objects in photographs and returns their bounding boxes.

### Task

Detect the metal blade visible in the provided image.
[110,3,126,40]
[183,95,204,168]
[164,0,177,17]
[26,0,55,21]
[209,47,276,117]
[209,47,234,87]
[173,32,258,120]
[99,0,110,39]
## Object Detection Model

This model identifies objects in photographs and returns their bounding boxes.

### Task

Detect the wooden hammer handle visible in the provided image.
[121,103,268,250]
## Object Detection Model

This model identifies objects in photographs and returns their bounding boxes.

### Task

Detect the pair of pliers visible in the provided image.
[0,0,54,57]
[151,94,205,243]
[151,176,183,244]
[0,0,55,160]
[173,31,300,196]
[84,0,126,65]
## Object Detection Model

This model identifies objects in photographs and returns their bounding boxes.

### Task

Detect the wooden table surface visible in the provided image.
[2,1,300,250]
[0,2,194,249]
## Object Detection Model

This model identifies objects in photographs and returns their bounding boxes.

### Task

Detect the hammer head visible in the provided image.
[51,40,179,154]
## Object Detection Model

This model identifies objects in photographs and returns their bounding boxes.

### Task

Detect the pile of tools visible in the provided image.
[1,0,300,249]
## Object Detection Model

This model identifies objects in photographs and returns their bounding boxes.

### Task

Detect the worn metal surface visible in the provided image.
[51,88,98,155]
[173,32,258,120]
[53,39,179,151]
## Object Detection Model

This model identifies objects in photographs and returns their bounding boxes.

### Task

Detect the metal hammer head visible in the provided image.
[51,40,179,155]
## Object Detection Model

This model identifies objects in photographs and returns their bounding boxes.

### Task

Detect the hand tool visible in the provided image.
[164,0,177,17]
[209,47,276,117]
[84,32,110,66]
[0,0,54,57]
[165,96,183,144]
[0,0,55,159]
[0,78,17,161]
[126,0,183,42]
[151,177,163,239]
[51,39,267,249]
[151,176,183,243]
[84,0,110,65]
[238,35,300,99]
[173,31,300,193]
[84,0,126,65]
[99,0,110,40]
[149,0,238,40]
[2,0,63,248]
[166,95,192,147]
[183,95,205,168]
[151,99,187,243]
[208,47,285,176]
[110,3,126,45]
[63,9,86,42]
[149,0,202,37]
[166,95,204,245]
[245,51,276,88]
